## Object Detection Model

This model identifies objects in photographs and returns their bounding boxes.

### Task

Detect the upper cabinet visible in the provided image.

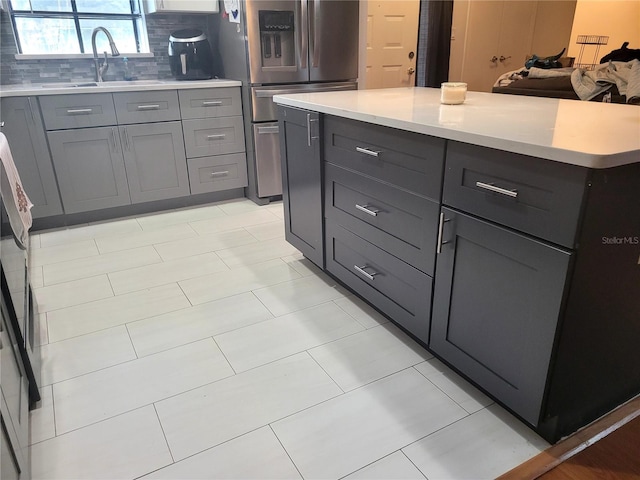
[143,0,219,14]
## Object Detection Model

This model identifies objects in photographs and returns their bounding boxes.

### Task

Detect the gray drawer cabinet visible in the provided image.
[47,127,131,214]
[39,93,116,130]
[431,207,571,425]
[278,107,323,268]
[326,222,433,344]
[0,97,63,218]
[113,90,180,125]
[178,87,242,119]
[120,121,190,204]
[324,115,445,200]
[443,142,589,248]
[180,89,248,195]
[182,116,245,158]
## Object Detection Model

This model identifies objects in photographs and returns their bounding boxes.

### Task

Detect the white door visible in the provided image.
[360,0,420,89]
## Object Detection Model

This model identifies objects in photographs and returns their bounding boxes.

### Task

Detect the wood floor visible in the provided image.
[499,396,640,479]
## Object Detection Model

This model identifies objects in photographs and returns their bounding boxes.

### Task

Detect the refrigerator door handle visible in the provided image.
[299,0,308,69]
[311,0,320,67]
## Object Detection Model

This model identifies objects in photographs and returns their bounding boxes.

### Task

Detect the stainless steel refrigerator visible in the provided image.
[216,0,359,203]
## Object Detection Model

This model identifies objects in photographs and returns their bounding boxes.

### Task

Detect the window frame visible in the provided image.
[8,0,147,55]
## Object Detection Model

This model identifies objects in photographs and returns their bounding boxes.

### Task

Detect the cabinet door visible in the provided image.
[120,122,190,204]
[48,127,131,214]
[278,106,323,268]
[0,97,63,218]
[430,208,571,425]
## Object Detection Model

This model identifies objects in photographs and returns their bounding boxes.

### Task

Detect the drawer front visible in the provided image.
[187,153,248,194]
[40,93,116,130]
[324,115,445,200]
[325,163,439,275]
[443,141,589,248]
[325,221,433,344]
[113,90,180,124]
[183,116,245,158]
[178,87,242,119]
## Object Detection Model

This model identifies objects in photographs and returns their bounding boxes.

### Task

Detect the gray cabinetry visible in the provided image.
[0,97,62,218]
[113,91,180,125]
[430,207,571,425]
[322,115,445,344]
[180,89,248,195]
[120,121,189,204]
[278,106,323,268]
[39,93,116,130]
[47,127,130,214]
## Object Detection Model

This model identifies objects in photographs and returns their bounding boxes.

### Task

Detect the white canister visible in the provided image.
[440,82,467,105]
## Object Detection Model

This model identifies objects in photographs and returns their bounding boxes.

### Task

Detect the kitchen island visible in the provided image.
[274,87,640,443]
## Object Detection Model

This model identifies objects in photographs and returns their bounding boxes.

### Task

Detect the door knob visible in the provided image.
[407,67,415,75]
[490,56,498,63]
[499,56,512,62]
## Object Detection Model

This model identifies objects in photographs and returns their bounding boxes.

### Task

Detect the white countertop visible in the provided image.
[0,78,241,98]
[273,87,640,169]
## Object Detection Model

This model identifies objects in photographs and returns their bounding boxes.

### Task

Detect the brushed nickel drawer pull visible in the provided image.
[354,265,378,281]
[202,100,222,106]
[356,146,381,157]
[66,108,93,114]
[355,204,379,217]
[137,104,160,110]
[475,181,518,198]
[206,134,226,140]
[210,171,229,177]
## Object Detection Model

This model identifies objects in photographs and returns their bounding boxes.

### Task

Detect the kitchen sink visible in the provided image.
[41,80,164,88]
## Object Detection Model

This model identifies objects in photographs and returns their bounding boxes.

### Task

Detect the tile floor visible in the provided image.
[28,198,549,480]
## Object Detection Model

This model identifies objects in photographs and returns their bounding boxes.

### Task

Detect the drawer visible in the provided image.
[113,90,180,124]
[187,153,248,194]
[178,87,242,119]
[325,221,433,344]
[325,163,439,275]
[324,115,445,200]
[39,93,116,130]
[182,116,245,158]
[443,141,589,248]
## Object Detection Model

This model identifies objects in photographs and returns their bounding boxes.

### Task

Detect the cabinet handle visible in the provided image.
[0,121,4,128]
[66,108,93,114]
[136,104,160,110]
[436,212,451,254]
[354,264,378,281]
[356,146,381,157]
[110,128,117,150]
[306,113,318,147]
[206,134,226,140]
[123,127,130,150]
[210,171,229,177]
[475,181,518,198]
[355,204,379,217]
[27,97,36,123]
[202,100,222,106]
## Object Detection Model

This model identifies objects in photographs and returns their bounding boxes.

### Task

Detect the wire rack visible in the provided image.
[575,35,609,70]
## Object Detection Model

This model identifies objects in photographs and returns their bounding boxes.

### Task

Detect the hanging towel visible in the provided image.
[0,132,33,248]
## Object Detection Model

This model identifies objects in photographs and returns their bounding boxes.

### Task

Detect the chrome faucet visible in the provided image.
[91,27,120,82]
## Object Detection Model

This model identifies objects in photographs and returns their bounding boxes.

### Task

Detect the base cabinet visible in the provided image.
[121,122,190,204]
[48,127,131,214]
[430,208,572,425]
[278,106,323,268]
[0,97,62,218]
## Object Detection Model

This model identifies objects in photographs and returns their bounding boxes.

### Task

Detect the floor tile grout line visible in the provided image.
[307,350,346,395]
[401,450,429,480]
[332,296,391,330]
[124,323,140,360]
[211,336,237,375]
[152,403,176,464]
[268,423,305,480]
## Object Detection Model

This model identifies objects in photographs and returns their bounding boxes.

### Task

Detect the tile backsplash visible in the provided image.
[0,10,218,85]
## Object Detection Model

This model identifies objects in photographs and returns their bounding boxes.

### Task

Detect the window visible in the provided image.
[8,0,148,55]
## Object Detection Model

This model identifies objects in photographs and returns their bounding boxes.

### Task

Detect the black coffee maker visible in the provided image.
[168,29,214,80]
